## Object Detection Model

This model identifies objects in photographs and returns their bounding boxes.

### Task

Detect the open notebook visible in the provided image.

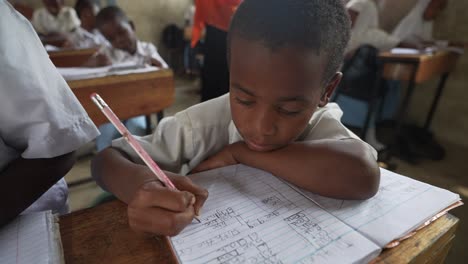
[170,165,461,264]
[0,211,63,264]
[57,62,159,81]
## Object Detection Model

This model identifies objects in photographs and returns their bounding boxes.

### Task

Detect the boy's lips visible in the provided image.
[245,140,275,152]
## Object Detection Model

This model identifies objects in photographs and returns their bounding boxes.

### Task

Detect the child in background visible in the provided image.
[32,0,80,47]
[92,0,380,236]
[89,6,167,68]
[0,0,99,226]
[68,0,108,49]
[90,6,168,151]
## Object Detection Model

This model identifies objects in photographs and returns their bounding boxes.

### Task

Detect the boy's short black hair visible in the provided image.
[228,0,350,84]
[95,6,129,28]
[74,0,94,17]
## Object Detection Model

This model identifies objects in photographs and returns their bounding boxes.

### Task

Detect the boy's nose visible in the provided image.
[254,109,277,137]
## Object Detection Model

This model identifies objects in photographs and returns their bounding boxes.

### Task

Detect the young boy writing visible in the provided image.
[86,6,167,68]
[0,0,99,226]
[69,0,108,49]
[92,0,380,236]
[32,0,80,47]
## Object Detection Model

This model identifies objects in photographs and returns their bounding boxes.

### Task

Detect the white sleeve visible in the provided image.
[112,115,196,175]
[60,7,81,32]
[346,0,370,13]
[303,103,378,160]
[31,9,46,34]
[147,43,169,68]
[0,2,100,159]
[359,28,401,50]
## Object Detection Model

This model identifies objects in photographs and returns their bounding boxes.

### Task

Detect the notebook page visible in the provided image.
[296,168,461,247]
[171,165,381,264]
[0,211,58,264]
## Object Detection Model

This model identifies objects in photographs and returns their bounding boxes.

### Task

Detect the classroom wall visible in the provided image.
[408,0,468,148]
[16,0,191,59]
[117,0,191,59]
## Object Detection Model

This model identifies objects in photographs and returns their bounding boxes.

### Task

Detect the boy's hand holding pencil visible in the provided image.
[127,169,208,236]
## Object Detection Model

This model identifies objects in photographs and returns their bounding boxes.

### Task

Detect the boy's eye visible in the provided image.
[235,97,254,106]
[277,106,302,116]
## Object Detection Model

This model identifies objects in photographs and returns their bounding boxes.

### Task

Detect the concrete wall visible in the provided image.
[14,0,191,58]
[407,0,468,148]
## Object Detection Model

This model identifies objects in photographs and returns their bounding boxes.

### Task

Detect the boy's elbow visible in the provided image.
[351,143,381,200]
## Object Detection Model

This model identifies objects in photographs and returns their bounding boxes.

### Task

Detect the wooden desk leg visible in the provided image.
[424,73,449,130]
[157,111,164,122]
[145,115,152,135]
[362,65,384,139]
[395,62,419,132]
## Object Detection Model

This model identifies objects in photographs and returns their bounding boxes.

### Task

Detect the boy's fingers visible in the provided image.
[128,205,195,236]
[131,182,195,212]
[172,176,209,215]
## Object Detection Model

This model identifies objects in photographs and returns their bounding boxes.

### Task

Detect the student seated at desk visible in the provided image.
[0,0,99,227]
[68,0,108,49]
[87,6,168,150]
[32,0,80,47]
[392,0,447,46]
[92,0,380,236]
[85,6,167,68]
[335,0,419,150]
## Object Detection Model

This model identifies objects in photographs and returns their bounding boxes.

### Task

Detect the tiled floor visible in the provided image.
[65,75,467,263]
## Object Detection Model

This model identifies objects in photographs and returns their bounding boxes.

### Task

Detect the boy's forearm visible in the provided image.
[0,152,76,227]
[91,148,155,204]
[231,139,380,200]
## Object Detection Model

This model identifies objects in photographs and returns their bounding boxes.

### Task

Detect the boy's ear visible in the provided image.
[318,72,342,107]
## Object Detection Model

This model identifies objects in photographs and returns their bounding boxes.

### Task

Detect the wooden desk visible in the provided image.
[60,200,459,264]
[378,50,460,130]
[49,48,97,67]
[68,69,175,127]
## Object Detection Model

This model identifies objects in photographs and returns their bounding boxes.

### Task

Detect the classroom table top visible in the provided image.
[378,50,460,83]
[59,199,459,264]
[48,48,98,68]
[67,69,175,126]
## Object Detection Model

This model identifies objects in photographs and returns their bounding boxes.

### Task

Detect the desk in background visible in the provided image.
[49,48,97,67]
[60,200,459,264]
[67,69,174,128]
[379,50,460,131]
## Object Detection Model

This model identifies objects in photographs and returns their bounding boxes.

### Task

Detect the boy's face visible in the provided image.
[43,0,63,16]
[229,36,339,152]
[79,6,97,31]
[99,19,137,54]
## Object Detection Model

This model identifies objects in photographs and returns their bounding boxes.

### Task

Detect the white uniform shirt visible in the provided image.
[68,27,109,49]
[0,1,100,214]
[103,40,169,68]
[32,6,80,34]
[346,0,401,52]
[113,94,377,176]
[392,0,433,44]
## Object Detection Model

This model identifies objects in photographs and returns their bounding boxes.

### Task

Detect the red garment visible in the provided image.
[191,0,242,47]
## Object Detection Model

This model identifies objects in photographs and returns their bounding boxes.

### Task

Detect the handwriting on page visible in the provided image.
[297,168,459,247]
[170,165,380,264]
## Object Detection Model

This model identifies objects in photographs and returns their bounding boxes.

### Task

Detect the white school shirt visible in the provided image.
[103,40,169,68]
[112,94,377,176]
[392,0,433,44]
[346,0,401,52]
[32,6,81,34]
[68,27,110,49]
[0,1,100,214]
